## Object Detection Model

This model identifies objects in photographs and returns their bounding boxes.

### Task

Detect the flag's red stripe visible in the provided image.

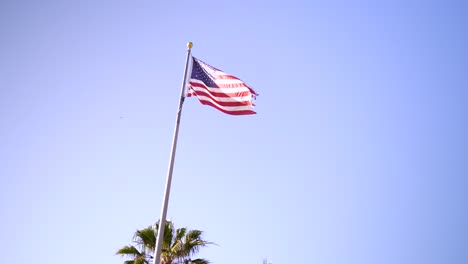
[215,74,240,80]
[188,86,255,113]
[188,89,253,107]
[197,100,256,115]
[195,79,257,95]
[188,86,252,107]
[189,81,252,98]
[215,83,250,89]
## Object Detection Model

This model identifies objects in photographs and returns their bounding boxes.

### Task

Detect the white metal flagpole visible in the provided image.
[152,42,193,264]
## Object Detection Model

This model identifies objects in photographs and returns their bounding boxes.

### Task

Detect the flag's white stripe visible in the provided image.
[188,86,252,102]
[214,80,248,87]
[189,79,251,94]
[194,95,255,112]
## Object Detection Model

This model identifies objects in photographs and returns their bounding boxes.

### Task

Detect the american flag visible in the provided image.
[187,57,258,115]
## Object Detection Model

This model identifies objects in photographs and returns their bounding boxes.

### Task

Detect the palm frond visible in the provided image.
[182,230,210,256]
[134,257,149,264]
[190,258,210,264]
[170,227,187,254]
[134,226,156,250]
[175,228,187,242]
[162,221,175,249]
[185,230,204,246]
[123,256,148,264]
[116,245,143,257]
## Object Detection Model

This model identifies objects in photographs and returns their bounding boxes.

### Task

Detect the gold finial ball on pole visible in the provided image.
[187,42,193,49]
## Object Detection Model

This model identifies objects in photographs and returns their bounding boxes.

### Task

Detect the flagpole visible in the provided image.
[153,42,193,264]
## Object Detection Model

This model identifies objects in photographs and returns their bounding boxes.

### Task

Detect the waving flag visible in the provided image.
[187,57,258,115]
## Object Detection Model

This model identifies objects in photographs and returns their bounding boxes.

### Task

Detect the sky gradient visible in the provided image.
[1,1,467,264]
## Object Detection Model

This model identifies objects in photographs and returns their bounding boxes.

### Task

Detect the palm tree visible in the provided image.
[116,221,212,264]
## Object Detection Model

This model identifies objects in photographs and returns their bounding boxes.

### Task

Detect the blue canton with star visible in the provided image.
[191,58,218,88]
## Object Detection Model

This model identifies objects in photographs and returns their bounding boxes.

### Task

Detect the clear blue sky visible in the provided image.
[1,1,467,264]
